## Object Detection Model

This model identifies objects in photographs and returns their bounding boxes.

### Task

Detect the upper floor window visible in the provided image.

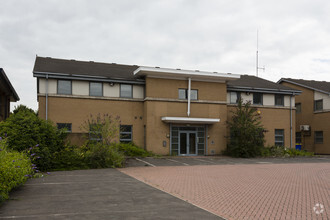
[120,125,132,143]
[57,123,72,133]
[296,132,301,144]
[275,94,284,106]
[315,131,323,144]
[295,103,301,113]
[275,129,284,146]
[230,92,240,104]
[120,84,132,98]
[314,99,323,111]
[90,82,103,97]
[253,93,263,105]
[178,89,198,100]
[58,80,72,95]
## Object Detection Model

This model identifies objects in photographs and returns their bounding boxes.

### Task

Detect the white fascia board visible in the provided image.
[161,117,220,124]
[134,66,240,81]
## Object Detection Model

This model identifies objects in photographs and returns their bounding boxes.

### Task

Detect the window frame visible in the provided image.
[120,84,133,98]
[57,80,72,95]
[314,131,323,144]
[178,89,198,100]
[57,123,72,133]
[89,82,103,97]
[295,103,301,113]
[314,99,323,111]
[275,94,284,106]
[275,129,284,146]
[296,132,302,144]
[230,92,241,104]
[253,93,263,105]
[120,125,133,143]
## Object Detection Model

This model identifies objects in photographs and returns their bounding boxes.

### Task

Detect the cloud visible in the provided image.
[1,0,330,110]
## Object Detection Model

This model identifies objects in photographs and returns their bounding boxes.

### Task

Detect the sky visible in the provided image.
[1,0,330,110]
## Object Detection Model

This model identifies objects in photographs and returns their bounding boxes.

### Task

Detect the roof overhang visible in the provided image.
[161,117,220,124]
[33,71,145,85]
[0,68,20,102]
[278,78,330,95]
[134,66,240,82]
[227,86,302,95]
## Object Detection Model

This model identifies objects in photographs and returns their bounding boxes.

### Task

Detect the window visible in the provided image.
[57,80,72,95]
[178,89,186,100]
[90,82,103,97]
[120,125,132,143]
[253,93,263,105]
[230,92,240,104]
[178,89,198,100]
[120,84,132,98]
[275,94,284,106]
[89,124,102,141]
[314,99,323,111]
[295,103,301,113]
[275,129,284,146]
[296,132,301,143]
[57,123,72,132]
[315,131,323,144]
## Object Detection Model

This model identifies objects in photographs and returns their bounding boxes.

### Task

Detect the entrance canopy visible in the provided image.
[161,117,220,124]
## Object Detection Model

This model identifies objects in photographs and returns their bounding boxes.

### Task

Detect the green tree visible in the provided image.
[0,105,67,170]
[226,100,265,157]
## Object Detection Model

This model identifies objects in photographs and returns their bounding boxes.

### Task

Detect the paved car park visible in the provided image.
[0,169,221,220]
[122,156,330,219]
[125,155,330,167]
[1,156,329,219]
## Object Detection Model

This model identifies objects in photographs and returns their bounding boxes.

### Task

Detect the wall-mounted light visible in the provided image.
[166,134,170,138]
[109,82,115,87]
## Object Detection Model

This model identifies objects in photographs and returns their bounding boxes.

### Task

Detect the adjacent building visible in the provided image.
[278,78,330,154]
[0,68,20,121]
[33,56,300,155]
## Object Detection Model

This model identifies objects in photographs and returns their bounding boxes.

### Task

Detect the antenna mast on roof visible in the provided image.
[256,29,265,77]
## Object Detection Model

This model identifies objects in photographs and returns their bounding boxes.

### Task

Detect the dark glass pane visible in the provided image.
[178,89,186,99]
[120,84,132,98]
[253,93,262,105]
[120,125,132,132]
[189,133,196,154]
[296,103,301,113]
[180,133,187,154]
[90,82,103,96]
[275,95,284,106]
[315,100,323,111]
[58,80,71,95]
[190,90,198,100]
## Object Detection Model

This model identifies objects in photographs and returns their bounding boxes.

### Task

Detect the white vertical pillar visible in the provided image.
[187,77,191,116]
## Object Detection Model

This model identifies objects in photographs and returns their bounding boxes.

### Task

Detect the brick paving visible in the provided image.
[120,163,330,220]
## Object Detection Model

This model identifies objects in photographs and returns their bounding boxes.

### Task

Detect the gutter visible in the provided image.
[33,71,145,85]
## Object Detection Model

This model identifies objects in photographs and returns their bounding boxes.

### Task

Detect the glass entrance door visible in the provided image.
[179,131,197,155]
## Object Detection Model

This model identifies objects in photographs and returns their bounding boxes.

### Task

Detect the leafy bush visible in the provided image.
[226,100,265,158]
[0,105,67,171]
[81,142,124,168]
[51,145,88,171]
[116,142,153,157]
[261,145,314,157]
[0,139,33,203]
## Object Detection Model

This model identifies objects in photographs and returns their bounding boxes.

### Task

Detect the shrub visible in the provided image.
[0,105,67,171]
[81,142,124,168]
[51,145,88,171]
[261,145,314,157]
[226,100,265,157]
[0,139,33,203]
[116,142,153,157]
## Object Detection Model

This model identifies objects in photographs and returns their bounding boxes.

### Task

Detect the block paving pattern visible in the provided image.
[120,163,330,220]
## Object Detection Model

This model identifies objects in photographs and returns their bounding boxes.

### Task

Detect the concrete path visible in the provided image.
[121,160,330,220]
[0,169,221,220]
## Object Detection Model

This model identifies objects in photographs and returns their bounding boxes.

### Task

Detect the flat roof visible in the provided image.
[161,117,220,124]
[134,66,240,82]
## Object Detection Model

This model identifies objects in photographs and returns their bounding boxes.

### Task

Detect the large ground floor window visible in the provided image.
[170,125,206,156]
